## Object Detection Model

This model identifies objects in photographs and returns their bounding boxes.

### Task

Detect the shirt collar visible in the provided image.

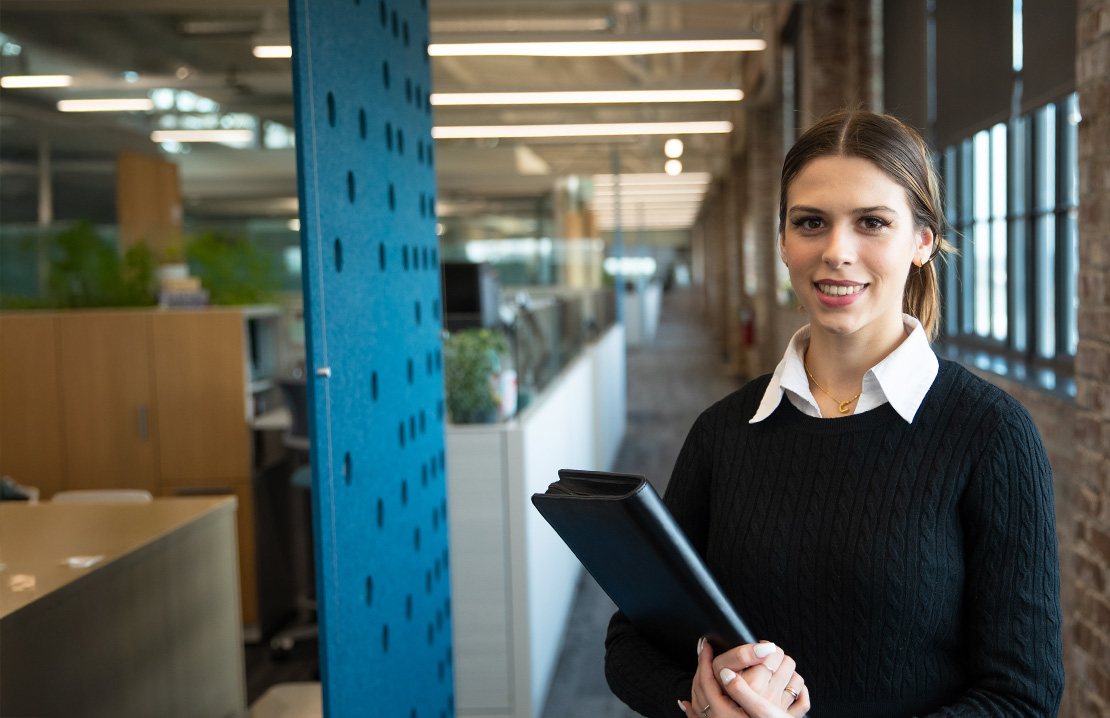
[749,315,938,424]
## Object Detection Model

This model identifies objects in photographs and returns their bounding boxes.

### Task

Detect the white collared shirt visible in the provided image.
[749,315,939,424]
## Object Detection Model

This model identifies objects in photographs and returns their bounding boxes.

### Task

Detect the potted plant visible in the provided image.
[444,328,511,424]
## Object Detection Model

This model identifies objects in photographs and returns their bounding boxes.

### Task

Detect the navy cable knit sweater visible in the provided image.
[604,360,1064,718]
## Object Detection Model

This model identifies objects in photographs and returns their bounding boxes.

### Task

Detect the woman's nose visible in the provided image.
[822,224,856,267]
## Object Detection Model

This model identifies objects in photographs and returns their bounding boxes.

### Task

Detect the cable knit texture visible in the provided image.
[604,360,1064,718]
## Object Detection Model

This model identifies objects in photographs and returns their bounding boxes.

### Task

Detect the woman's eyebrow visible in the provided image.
[854,205,898,214]
[787,205,826,215]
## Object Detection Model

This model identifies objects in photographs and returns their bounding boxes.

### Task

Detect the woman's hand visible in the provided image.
[678,639,810,718]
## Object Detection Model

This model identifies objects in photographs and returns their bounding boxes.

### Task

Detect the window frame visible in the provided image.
[935,92,1079,396]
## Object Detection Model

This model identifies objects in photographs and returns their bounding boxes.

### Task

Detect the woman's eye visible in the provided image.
[793,217,823,231]
[861,216,888,230]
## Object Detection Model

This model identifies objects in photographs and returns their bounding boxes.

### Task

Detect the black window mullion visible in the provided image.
[959,139,975,336]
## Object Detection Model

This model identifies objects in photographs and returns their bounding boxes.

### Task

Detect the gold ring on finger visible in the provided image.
[784,685,801,700]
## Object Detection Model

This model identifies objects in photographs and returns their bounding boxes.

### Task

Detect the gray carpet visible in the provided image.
[539,287,743,718]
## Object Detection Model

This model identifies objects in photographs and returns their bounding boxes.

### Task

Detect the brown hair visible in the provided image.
[778,110,953,341]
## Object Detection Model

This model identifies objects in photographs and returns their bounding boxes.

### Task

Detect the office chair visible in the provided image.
[270,378,318,655]
[52,490,154,503]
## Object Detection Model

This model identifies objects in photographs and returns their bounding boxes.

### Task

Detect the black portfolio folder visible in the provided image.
[531,469,755,657]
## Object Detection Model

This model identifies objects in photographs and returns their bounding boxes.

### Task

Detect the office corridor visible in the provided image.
[540,287,743,718]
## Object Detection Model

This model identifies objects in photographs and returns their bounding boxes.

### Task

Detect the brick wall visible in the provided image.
[1070,0,1110,713]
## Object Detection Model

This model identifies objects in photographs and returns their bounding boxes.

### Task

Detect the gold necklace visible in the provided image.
[803,360,861,414]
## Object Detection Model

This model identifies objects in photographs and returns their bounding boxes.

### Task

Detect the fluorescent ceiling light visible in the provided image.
[431,18,610,32]
[429,39,766,57]
[151,129,255,143]
[430,89,742,105]
[593,187,705,197]
[2,74,73,88]
[253,45,292,58]
[58,98,154,112]
[432,121,731,139]
[593,172,712,186]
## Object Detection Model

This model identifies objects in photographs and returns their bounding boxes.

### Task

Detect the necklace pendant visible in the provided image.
[838,400,852,414]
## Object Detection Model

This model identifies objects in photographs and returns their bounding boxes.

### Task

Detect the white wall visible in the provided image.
[446,324,626,718]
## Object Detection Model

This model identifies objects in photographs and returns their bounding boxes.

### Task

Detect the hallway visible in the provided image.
[540,286,743,718]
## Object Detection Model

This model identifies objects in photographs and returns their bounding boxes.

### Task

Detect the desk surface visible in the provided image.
[0,497,234,619]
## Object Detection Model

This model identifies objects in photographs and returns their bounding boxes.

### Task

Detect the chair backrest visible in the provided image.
[278,378,311,443]
[52,489,154,504]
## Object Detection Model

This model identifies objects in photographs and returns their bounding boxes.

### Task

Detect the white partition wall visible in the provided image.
[447,325,625,718]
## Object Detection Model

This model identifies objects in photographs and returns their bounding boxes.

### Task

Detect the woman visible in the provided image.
[604,110,1064,718]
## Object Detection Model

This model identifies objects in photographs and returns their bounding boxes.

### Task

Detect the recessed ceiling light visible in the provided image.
[664,159,683,176]
[2,75,73,88]
[432,121,732,139]
[664,138,684,158]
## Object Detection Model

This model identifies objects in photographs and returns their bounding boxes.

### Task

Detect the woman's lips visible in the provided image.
[814,282,867,306]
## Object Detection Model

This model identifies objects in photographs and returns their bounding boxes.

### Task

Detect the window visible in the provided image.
[938,92,1079,393]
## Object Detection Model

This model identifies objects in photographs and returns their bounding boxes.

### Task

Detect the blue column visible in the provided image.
[287,1,452,716]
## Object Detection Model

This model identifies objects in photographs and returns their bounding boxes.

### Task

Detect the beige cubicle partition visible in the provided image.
[0,497,246,718]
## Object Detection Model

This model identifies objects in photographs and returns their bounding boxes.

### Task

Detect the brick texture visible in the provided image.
[1074,2,1110,714]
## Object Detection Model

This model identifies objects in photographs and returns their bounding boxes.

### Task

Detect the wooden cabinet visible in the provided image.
[0,307,278,632]
[57,313,158,494]
[0,314,65,498]
[152,311,250,485]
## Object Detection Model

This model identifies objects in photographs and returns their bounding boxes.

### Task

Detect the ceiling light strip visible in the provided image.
[253,45,293,58]
[428,39,765,57]
[151,129,255,143]
[432,121,731,139]
[58,98,154,112]
[592,172,712,186]
[430,89,742,105]
[2,75,73,89]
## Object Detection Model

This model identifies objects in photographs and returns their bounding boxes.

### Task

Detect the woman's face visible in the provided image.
[780,155,933,344]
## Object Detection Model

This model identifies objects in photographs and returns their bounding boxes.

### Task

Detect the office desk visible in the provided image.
[0,498,247,718]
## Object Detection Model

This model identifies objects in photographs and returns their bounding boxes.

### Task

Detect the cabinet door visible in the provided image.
[151,311,250,485]
[57,313,157,492]
[0,314,65,497]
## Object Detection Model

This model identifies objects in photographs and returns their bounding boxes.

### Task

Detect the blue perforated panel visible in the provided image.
[287,1,452,715]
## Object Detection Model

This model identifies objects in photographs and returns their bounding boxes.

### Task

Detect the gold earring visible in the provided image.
[913,257,923,268]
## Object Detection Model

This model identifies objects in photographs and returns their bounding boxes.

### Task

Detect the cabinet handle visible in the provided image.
[138,405,148,441]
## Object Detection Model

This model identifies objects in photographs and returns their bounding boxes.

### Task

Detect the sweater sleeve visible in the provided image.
[603,410,715,717]
[925,399,1064,717]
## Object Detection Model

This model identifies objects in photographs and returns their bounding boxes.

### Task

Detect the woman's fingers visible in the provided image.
[711,641,781,677]
[786,683,810,717]
[766,655,796,700]
[718,667,787,718]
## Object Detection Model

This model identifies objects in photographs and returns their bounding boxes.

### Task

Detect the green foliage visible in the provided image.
[444,328,510,424]
[40,221,156,308]
[185,230,280,305]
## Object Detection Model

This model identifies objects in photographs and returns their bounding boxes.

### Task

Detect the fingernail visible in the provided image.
[677,699,687,713]
[753,642,777,658]
[696,636,705,655]
[719,668,737,685]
